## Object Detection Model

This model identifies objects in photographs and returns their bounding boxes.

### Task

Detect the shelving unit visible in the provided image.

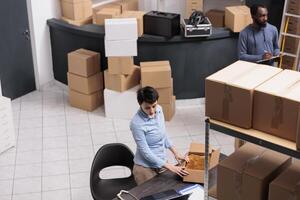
[279,0,300,70]
[203,118,300,200]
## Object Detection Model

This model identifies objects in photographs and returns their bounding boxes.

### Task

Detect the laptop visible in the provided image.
[140,189,191,200]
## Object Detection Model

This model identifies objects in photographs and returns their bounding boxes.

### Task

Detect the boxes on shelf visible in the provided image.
[186,0,203,18]
[68,49,100,77]
[104,18,138,40]
[107,56,135,75]
[67,72,103,94]
[60,0,92,20]
[183,143,220,183]
[281,55,296,70]
[94,7,121,25]
[225,5,252,32]
[113,11,145,36]
[217,143,291,200]
[61,16,92,26]
[253,70,300,145]
[283,36,299,55]
[205,9,225,27]
[104,66,140,92]
[104,85,140,119]
[287,0,300,15]
[160,96,176,121]
[205,61,282,128]
[269,164,300,200]
[69,89,103,111]
[287,17,300,35]
[104,39,137,56]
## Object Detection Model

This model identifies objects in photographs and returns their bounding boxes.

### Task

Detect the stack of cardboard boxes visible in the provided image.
[67,49,104,111]
[103,18,140,119]
[186,0,203,18]
[140,61,175,121]
[224,5,252,32]
[60,0,93,26]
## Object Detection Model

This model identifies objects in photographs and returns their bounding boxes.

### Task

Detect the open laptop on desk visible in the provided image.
[140,189,191,200]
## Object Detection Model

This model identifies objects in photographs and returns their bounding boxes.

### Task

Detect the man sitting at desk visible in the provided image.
[130,86,189,185]
[238,4,280,65]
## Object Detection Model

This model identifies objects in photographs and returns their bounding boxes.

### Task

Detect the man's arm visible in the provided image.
[238,31,262,62]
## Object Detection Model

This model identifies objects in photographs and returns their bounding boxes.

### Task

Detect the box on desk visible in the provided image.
[104,18,138,41]
[61,0,92,20]
[69,89,103,111]
[183,143,220,184]
[108,56,135,75]
[141,62,172,88]
[104,39,137,57]
[61,16,92,26]
[205,9,225,27]
[115,0,138,12]
[205,61,282,129]
[225,5,252,32]
[113,11,145,36]
[67,72,103,94]
[253,70,300,145]
[92,3,121,24]
[94,7,121,25]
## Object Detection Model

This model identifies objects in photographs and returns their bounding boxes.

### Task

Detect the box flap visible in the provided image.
[209,149,220,169]
[189,143,212,154]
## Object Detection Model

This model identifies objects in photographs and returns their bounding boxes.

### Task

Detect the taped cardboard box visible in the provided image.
[104,66,140,92]
[157,78,173,104]
[205,61,282,128]
[205,9,225,27]
[67,72,103,94]
[69,89,103,111]
[160,96,176,121]
[104,39,137,57]
[61,0,92,20]
[68,49,100,77]
[94,8,121,25]
[62,16,92,26]
[269,164,300,200]
[253,70,300,144]
[92,3,122,24]
[113,11,145,36]
[225,5,252,32]
[217,143,291,200]
[104,18,138,41]
[183,143,220,184]
[141,64,172,88]
[108,56,135,75]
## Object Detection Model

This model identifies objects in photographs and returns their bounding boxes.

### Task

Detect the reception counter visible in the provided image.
[47,18,238,99]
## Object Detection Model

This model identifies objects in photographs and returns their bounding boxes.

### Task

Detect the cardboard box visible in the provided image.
[69,89,103,111]
[205,9,225,27]
[140,60,170,68]
[160,96,176,121]
[104,18,138,40]
[115,0,139,12]
[67,72,103,94]
[104,66,140,92]
[269,164,300,200]
[287,17,300,35]
[287,0,300,15]
[104,85,140,119]
[107,56,135,75]
[217,143,291,200]
[94,8,121,25]
[253,70,300,144]
[183,143,220,183]
[141,64,172,88]
[61,16,92,26]
[104,39,137,57]
[283,36,299,55]
[281,55,296,70]
[157,78,173,104]
[68,49,100,77]
[113,11,145,36]
[205,61,282,128]
[225,5,252,32]
[92,3,122,24]
[186,0,203,18]
[61,0,92,20]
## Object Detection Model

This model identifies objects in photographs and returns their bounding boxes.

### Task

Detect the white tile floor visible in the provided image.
[0,83,235,199]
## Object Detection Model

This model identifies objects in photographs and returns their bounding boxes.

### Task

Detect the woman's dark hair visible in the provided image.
[137,86,159,105]
[250,4,267,16]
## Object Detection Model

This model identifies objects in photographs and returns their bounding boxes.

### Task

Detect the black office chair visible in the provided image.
[90,143,137,200]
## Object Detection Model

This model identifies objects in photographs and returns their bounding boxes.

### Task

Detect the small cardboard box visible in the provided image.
[115,0,139,12]
[253,70,300,144]
[61,16,92,26]
[269,164,300,200]
[68,49,100,77]
[157,78,173,104]
[225,5,252,32]
[104,66,140,92]
[108,56,135,75]
[67,72,103,95]
[183,143,220,183]
[69,89,103,111]
[287,0,300,15]
[61,0,92,20]
[160,96,176,121]
[284,36,299,55]
[92,3,122,24]
[217,143,291,200]
[94,7,121,25]
[287,17,300,35]
[141,63,172,88]
[205,61,282,128]
[281,55,296,70]
[113,11,145,36]
[186,0,203,18]
[205,9,225,27]
[104,39,137,57]
[105,18,138,41]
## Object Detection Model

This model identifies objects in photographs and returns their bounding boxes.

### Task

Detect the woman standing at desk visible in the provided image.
[130,86,189,185]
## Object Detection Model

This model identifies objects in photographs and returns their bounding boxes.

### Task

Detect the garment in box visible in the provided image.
[225,5,252,32]
[67,72,103,95]
[157,78,173,104]
[113,11,145,36]
[104,39,137,57]
[141,65,172,88]
[104,85,140,119]
[205,61,282,128]
[94,8,121,25]
[61,0,92,20]
[68,49,100,77]
[160,96,176,121]
[108,56,135,75]
[105,18,138,41]
[69,89,103,111]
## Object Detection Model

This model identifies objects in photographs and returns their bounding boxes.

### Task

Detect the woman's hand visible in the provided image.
[175,153,189,165]
[164,163,189,177]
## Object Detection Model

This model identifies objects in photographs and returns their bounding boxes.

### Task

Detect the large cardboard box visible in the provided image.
[68,49,100,77]
[269,164,300,200]
[67,72,103,94]
[92,3,122,24]
[107,56,135,75]
[105,18,138,40]
[183,143,220,183]
[225,5,252,32]
[104,66,140,92]
[104,39,137,57]
[217,143,291,200]
[206,9,225,27]
[141,63,172,88]
[104,85,140,119]
[157,78,173,104]
[160,96,176,121]
[62,16,92,26]
[186,0,203,18]
[61,0,92,20]
[253,70,300,144]
[113,11,145,36]
[69,89,103,111]
[94,8,121,25]
[205,61,282,128]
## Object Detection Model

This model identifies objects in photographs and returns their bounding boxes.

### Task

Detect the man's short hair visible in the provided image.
[250,4,267,16]
[137,86,159,105]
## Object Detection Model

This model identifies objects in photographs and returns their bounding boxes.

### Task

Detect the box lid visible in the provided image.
[140,61,170,68]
